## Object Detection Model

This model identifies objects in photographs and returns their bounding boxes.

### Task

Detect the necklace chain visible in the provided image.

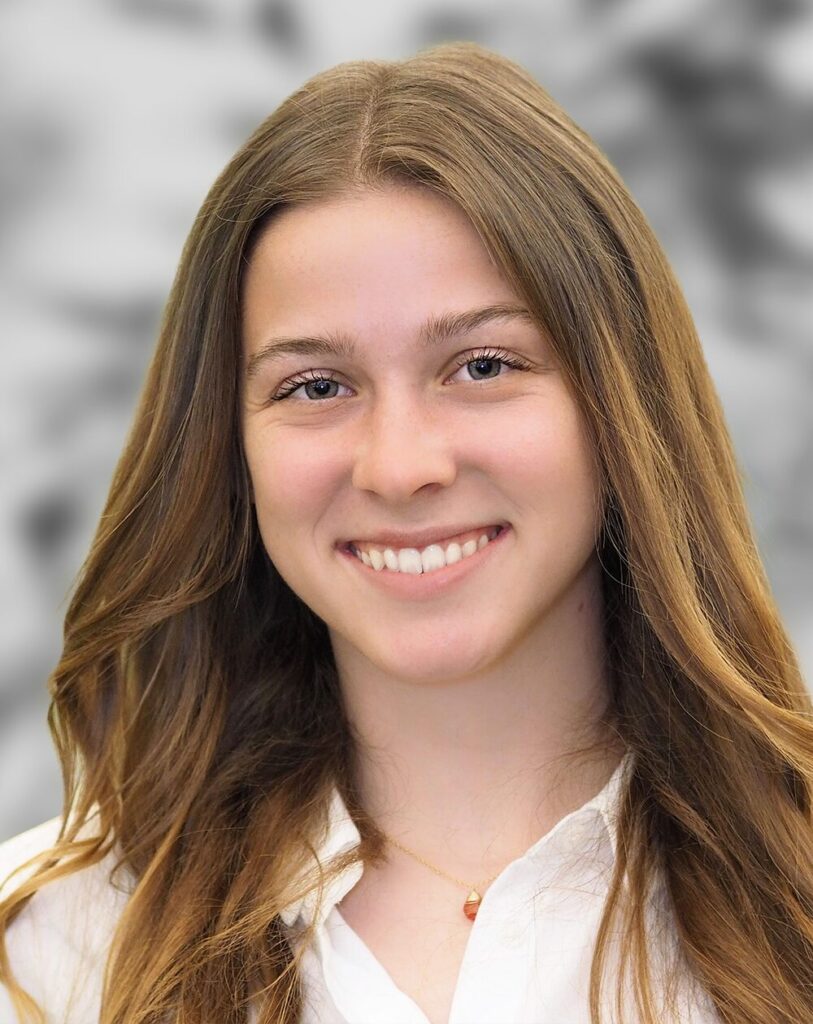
[384,832,503,893]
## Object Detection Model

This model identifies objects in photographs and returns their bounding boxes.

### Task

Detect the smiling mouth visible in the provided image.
[347,524,506,575]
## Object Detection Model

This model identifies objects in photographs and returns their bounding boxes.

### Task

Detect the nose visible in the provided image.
[350,391,458,502]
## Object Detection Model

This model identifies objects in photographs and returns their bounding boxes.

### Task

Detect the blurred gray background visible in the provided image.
[1,0,811,843]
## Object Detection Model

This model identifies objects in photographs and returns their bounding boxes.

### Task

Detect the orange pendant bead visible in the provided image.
[463,890,481,921]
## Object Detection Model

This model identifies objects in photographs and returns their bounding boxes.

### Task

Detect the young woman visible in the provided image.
[1,40,812,1024]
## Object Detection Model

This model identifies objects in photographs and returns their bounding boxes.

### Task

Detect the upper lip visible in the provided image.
[339,522,508,551]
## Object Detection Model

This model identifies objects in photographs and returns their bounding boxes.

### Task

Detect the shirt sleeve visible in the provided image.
[0,818,128,1024]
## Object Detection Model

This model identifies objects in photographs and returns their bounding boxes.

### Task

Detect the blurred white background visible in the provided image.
[1,0,811,842]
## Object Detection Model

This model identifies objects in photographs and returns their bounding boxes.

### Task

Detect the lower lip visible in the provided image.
[336,525,511,599]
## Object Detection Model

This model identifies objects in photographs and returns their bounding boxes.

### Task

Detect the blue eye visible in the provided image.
[454,351,519,382]
[271,371,349,402]
[269,347,531,402]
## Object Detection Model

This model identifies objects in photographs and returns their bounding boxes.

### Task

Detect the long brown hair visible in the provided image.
[2,41,812,1024]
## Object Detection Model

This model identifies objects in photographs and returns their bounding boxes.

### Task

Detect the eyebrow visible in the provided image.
[244,303,537,380]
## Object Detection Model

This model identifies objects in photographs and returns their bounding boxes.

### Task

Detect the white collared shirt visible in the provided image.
[0,753,721,1023]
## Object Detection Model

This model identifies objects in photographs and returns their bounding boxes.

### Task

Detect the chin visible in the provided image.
[367,635,503,685]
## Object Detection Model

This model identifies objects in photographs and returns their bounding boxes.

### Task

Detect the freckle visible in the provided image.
[577,600,584,612]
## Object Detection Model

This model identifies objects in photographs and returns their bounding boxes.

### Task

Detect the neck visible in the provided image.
[331,558,624,880]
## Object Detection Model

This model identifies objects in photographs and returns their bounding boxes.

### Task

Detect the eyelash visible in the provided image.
[269,348,533,403]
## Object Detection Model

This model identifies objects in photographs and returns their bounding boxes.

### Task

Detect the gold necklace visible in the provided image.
[384,833,502,921]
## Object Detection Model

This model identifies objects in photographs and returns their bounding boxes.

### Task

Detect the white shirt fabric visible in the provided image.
[0,752,721,1023]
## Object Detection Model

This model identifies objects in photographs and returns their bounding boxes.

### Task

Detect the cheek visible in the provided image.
[244,436,333,592]
[244,428,341,534]
[508,405,600,520]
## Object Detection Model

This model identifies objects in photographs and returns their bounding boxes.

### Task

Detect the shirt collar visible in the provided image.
[279,787,364,929]
[279,748,634,930]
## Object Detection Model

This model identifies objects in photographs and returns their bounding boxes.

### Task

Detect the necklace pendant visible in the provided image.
[463,889,481,921]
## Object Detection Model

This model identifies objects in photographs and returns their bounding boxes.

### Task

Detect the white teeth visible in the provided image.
[397,548,423,574]
[445,542,462,564]
[420,544,445,573]
[352,527,502,575]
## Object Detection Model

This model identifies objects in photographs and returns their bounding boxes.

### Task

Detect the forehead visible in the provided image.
[240,188,524,351]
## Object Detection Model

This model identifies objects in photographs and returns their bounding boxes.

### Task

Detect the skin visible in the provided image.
[241,184,623,1019]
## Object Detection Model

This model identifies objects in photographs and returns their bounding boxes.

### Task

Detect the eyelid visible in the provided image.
[268,346,533,403]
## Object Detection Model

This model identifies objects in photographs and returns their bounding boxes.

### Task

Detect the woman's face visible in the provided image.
[241,186,603,683]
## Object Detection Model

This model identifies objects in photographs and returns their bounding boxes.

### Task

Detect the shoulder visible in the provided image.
[0,818,64,898]
[0,818,130,1023]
